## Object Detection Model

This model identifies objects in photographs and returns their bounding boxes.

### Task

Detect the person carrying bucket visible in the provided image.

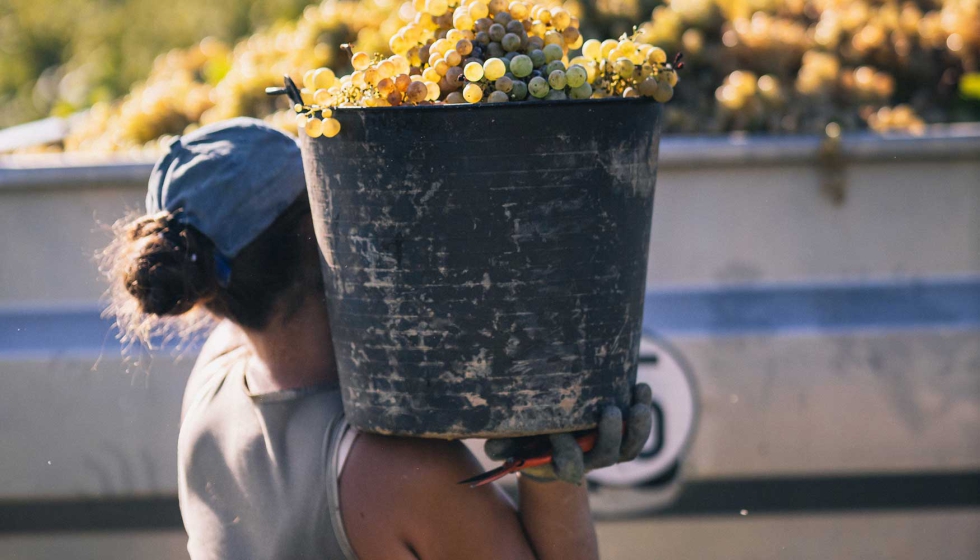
[102,117,653,559]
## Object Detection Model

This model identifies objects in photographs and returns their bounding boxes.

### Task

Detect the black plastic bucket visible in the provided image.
[300,97,661,438]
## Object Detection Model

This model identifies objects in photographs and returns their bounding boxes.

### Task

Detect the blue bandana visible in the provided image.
[146,117,307,259]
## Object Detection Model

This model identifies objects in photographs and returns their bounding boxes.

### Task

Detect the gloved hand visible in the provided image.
[483,383,654,485]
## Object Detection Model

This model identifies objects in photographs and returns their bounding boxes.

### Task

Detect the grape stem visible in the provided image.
[673,52,685,71]
[340,43,354,63]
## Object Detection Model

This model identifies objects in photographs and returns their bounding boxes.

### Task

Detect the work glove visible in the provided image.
[483,383,653,485]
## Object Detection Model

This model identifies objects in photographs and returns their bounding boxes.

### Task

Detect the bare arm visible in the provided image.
[517,476,599,560]
[339,434,596,560]
[340,384,652,559]
[484,383,654,558]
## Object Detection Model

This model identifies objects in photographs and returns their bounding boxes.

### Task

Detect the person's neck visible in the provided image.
[242,295,339,394]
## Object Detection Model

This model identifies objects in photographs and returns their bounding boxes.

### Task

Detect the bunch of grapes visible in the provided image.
[56,0,980,151]
[293,0,678,138]
[634,0,979,135]
[63,0,411,152]
[64,39,230,152]
[865,103,926,132]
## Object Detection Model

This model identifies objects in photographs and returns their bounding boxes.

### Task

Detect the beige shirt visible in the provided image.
[177,322,358,559]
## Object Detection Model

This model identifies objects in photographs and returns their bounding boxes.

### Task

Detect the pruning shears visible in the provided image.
[458,430,602,488]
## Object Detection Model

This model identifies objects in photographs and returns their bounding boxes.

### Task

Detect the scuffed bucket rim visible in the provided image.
[329,96,661,115]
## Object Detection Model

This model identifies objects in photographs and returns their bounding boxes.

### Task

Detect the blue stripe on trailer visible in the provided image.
[643,277,980,337]
[0,308,199,358]
[2,277,979,357]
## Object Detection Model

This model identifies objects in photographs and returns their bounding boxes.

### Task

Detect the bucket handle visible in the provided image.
[265,75,304,106]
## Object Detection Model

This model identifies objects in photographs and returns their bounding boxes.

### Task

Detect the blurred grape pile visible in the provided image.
[630,0,979,134]
[0,0,322,130]
[4,0,978,151]
[65,0,410,151]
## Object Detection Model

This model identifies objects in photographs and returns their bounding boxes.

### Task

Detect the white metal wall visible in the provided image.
[1,131,978,558]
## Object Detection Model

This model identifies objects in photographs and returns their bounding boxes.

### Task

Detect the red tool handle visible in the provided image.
[510,430,601,468]
[459,430,602,487]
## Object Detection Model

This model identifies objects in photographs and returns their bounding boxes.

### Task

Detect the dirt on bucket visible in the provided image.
[300,97,661,438]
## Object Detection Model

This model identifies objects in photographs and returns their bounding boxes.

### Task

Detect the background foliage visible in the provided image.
[2,0,978,149]
[0,0,318,128]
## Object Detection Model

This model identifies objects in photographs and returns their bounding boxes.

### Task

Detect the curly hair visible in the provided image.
[100,196,324,347]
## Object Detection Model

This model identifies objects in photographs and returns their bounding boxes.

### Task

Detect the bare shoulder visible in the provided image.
[339,434,536,560]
